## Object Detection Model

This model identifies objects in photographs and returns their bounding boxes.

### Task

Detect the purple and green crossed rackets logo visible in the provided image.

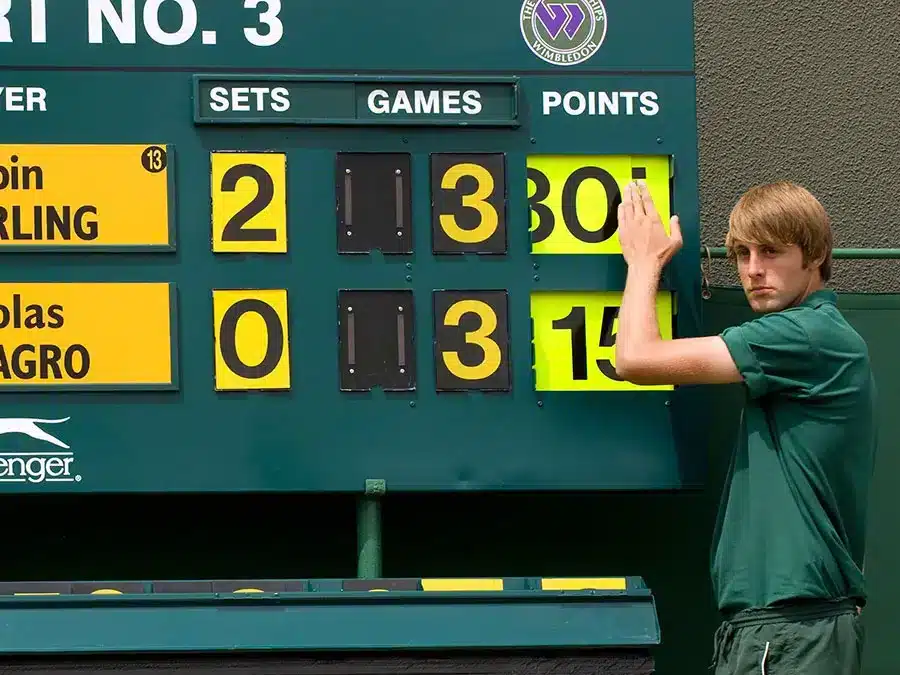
[519,0,607,66]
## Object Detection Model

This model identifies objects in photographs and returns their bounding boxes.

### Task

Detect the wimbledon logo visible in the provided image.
[520,0,608,67]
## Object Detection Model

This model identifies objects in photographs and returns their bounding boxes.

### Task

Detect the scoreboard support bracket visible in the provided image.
[358,479,387,579]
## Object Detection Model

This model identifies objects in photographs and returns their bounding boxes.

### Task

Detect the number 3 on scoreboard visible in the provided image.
[433,290,511,391]
[530,291,674,391]
[431,153,507,254]
[211,152,287,253]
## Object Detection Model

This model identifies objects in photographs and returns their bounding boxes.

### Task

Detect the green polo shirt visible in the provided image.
[711,288,878,615]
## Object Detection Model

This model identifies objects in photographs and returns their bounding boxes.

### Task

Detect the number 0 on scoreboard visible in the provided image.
[213,289,291,391]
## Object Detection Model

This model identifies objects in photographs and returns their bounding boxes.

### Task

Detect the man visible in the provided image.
[614,181,877,674]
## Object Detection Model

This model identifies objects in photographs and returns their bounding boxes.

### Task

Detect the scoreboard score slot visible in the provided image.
[336,153,413,255]
[338,290,417,392]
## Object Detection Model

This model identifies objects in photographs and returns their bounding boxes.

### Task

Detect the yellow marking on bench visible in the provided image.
[421,578,503,591]
[540,577,627,591]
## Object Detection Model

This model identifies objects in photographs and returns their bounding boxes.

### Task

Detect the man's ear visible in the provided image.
[805,252,827,272]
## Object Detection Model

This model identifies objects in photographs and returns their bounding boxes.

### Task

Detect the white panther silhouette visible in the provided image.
[0,417,70,449]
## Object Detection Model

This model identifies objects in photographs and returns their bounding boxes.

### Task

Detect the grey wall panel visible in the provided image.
[694,0,900,292]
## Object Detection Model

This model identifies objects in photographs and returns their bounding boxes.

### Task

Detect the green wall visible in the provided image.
[0,287,896,675]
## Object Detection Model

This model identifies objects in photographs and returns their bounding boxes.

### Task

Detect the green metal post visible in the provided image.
[357,479,385,579]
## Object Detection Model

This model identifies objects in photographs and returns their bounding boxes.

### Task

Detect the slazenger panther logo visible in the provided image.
[0,417,81,484]
[0,417,70,448]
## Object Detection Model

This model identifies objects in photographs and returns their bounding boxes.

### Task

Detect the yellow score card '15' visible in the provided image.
[531,290,674,392]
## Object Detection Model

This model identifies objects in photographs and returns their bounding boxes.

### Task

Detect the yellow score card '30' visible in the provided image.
[528,154,671,255]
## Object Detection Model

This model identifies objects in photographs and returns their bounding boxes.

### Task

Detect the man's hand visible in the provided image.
[614,180,743,387]
[617,181,683,271]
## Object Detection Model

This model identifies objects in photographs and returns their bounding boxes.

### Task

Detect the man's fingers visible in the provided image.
[621,181,638,220]
[637,180,657,218]
[631,181,647,215]
[622,181,672,226]
[669,214,683,243]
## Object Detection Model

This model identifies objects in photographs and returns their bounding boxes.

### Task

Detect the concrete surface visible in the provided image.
[694,0,900,291]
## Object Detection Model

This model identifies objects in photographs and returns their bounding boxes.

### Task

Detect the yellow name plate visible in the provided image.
[0,144,175,250]
[0,283,177,389]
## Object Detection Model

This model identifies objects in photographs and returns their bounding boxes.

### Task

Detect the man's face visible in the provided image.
[732,241,821,313]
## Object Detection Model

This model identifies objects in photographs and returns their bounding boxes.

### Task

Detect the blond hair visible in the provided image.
[725,181,833,282]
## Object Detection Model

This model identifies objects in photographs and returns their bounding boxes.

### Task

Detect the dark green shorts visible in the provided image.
[710,598,864,674]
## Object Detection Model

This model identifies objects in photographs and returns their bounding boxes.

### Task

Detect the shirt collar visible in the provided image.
[801,288,837,308]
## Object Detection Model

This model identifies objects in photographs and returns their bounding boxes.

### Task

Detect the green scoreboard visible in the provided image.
[0,0,704,493]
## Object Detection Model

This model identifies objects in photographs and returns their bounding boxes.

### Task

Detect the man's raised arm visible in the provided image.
[614,182,742,387]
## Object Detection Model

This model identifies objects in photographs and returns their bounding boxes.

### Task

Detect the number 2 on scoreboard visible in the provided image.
[210,152,287,254]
